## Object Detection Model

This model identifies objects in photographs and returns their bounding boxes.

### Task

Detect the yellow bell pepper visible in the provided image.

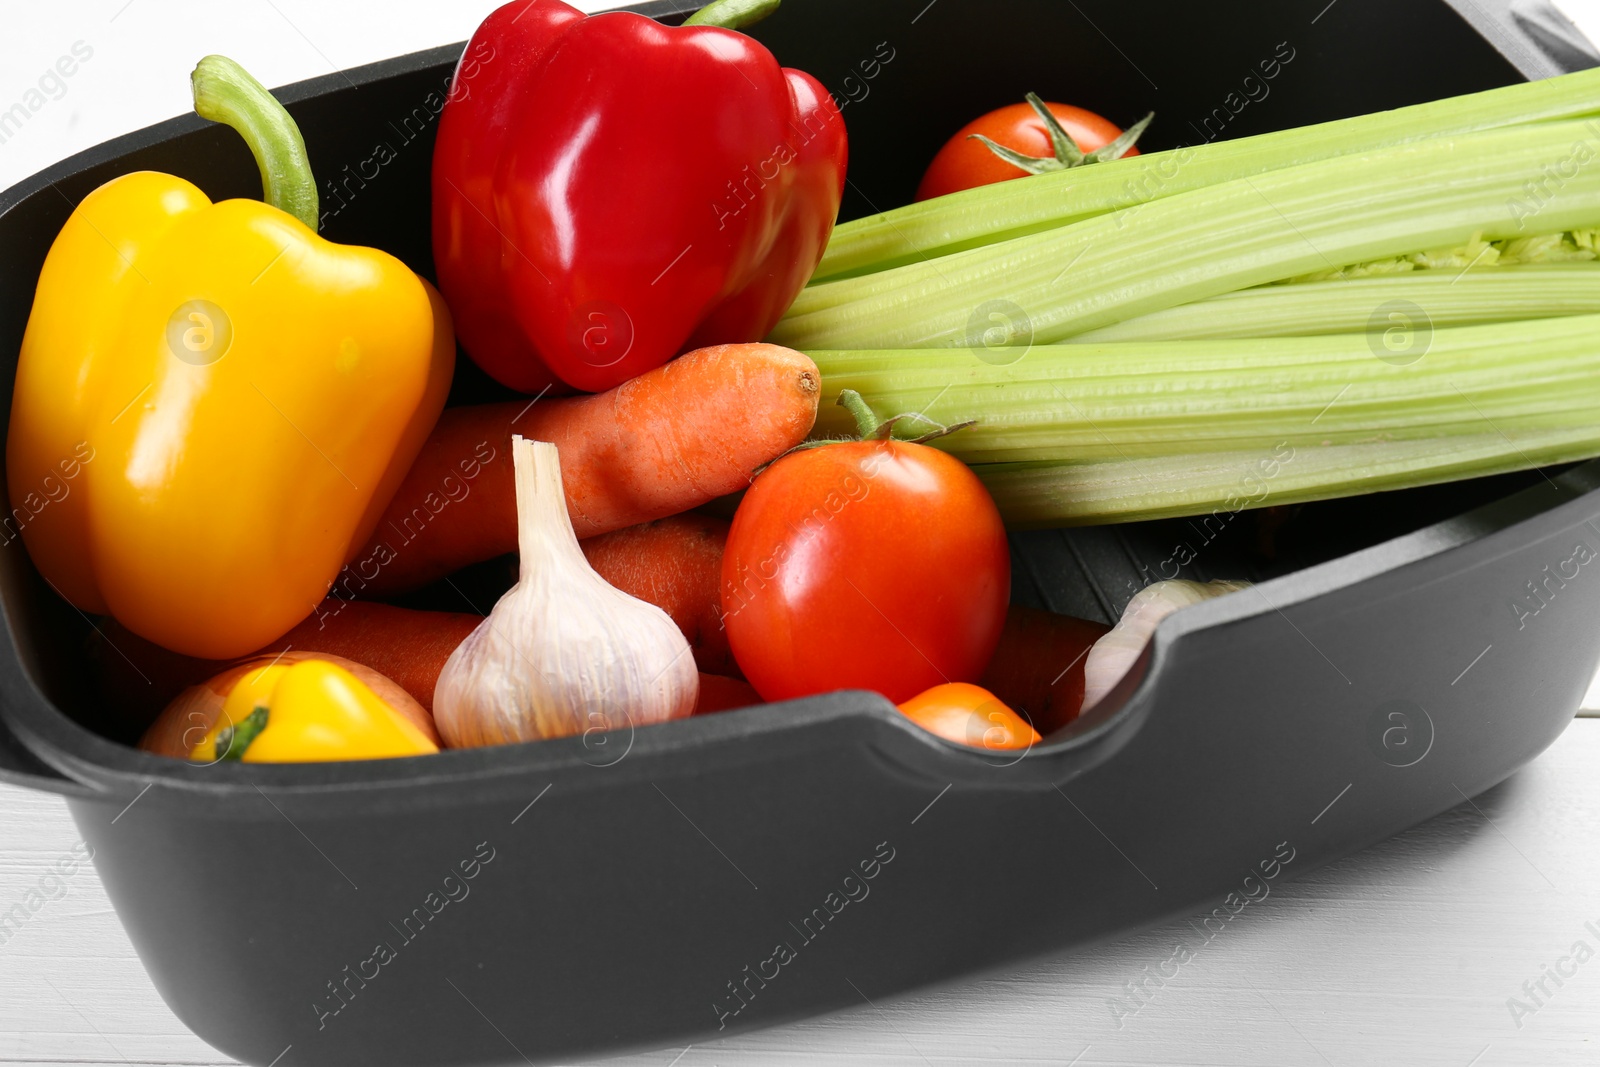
[193,658,439,763]
[5,56,452,658]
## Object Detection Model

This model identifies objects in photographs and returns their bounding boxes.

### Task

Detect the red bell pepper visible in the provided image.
[432,0,848,394]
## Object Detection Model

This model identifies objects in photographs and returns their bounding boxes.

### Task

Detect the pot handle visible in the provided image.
[0,712,99,797]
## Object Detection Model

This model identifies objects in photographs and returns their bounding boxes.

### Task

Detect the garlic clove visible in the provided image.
[433,436,699,748]
[1081,579,1250,713]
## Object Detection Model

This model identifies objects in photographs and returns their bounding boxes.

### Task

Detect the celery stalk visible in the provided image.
[816,67,1600,282]
[1070,263,1600,342]
[976,426,1600,527]
[805,314,1600,464]
[772,119,1600,351]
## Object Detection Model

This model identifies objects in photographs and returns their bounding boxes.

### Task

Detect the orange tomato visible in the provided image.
[896,682,1041,750]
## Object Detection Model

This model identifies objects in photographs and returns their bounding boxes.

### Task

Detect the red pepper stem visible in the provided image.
[191,55,320,231]
[683,0,781,31]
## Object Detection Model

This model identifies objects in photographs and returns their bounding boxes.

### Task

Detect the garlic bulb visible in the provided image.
[1081,579,1250,712]
[433,436,698,747]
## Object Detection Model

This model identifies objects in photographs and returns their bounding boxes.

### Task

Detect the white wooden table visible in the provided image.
[6,2,1600,1064]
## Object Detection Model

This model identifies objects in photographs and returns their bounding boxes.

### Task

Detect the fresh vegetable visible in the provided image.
[1082,581,1249,711]
[896,682,1041,750]
[577,508,1103,722]
[980,605,1110,734]
[96,600,479,734]
[807,312,1600,524]
[582,515,736,677]
[981,427,1600,527]
[61,34,1600,777]
[434,438,698,747]
[432,0,847,394]
[1282,226,1600,283]
[190,659,439,763]
[915,93,1148,201]
[140,651,435,759]
[7,55,453,659]
[816,65,1600,282]
[721,391,1009,704]
[1072,262,1600,342]
[347,344,819,595]
[810,317,1600,461]
[695,674,763,715]
[266,602,480,714]
[776,119,1600,351]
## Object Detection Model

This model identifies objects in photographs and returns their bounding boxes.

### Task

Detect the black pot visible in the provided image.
[1,1,1594,1065]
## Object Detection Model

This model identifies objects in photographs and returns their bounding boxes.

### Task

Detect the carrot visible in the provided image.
[90,600,480,735]
[343,343,820,596]
[582,515,736,676]
[695,674,762,715]
[272,600,480,712]
[979,605,1110,735]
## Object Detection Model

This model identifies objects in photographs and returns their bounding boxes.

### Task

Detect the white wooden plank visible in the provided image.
[2,721,1598,1066]
[1553,0,1600,54]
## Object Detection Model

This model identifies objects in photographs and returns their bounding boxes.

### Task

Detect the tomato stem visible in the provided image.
[760,389,977,472]
[835,389,977,444]
[837,389,886,438]
[970,92,1154,176]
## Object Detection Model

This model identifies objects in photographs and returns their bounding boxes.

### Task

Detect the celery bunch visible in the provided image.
[780,69,1600,526]
[813,66,1600,282]
[1074,263,1600,342]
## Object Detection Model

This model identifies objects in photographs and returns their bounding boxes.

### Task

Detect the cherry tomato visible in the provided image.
[721,438,1010,704]
[916,98,1141,202]
[897,682,1041,750]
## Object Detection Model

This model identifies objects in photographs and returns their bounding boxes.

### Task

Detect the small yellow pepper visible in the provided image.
[5,56,453,658]
[194,659,439,763]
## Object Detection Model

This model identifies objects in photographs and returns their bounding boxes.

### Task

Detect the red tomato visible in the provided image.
[916,99,1140,202]
[721,440,1010,704]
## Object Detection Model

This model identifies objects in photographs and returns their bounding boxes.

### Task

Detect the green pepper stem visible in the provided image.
[191,55,319,231]
[684,0,781,31]
[216,705,270,762]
